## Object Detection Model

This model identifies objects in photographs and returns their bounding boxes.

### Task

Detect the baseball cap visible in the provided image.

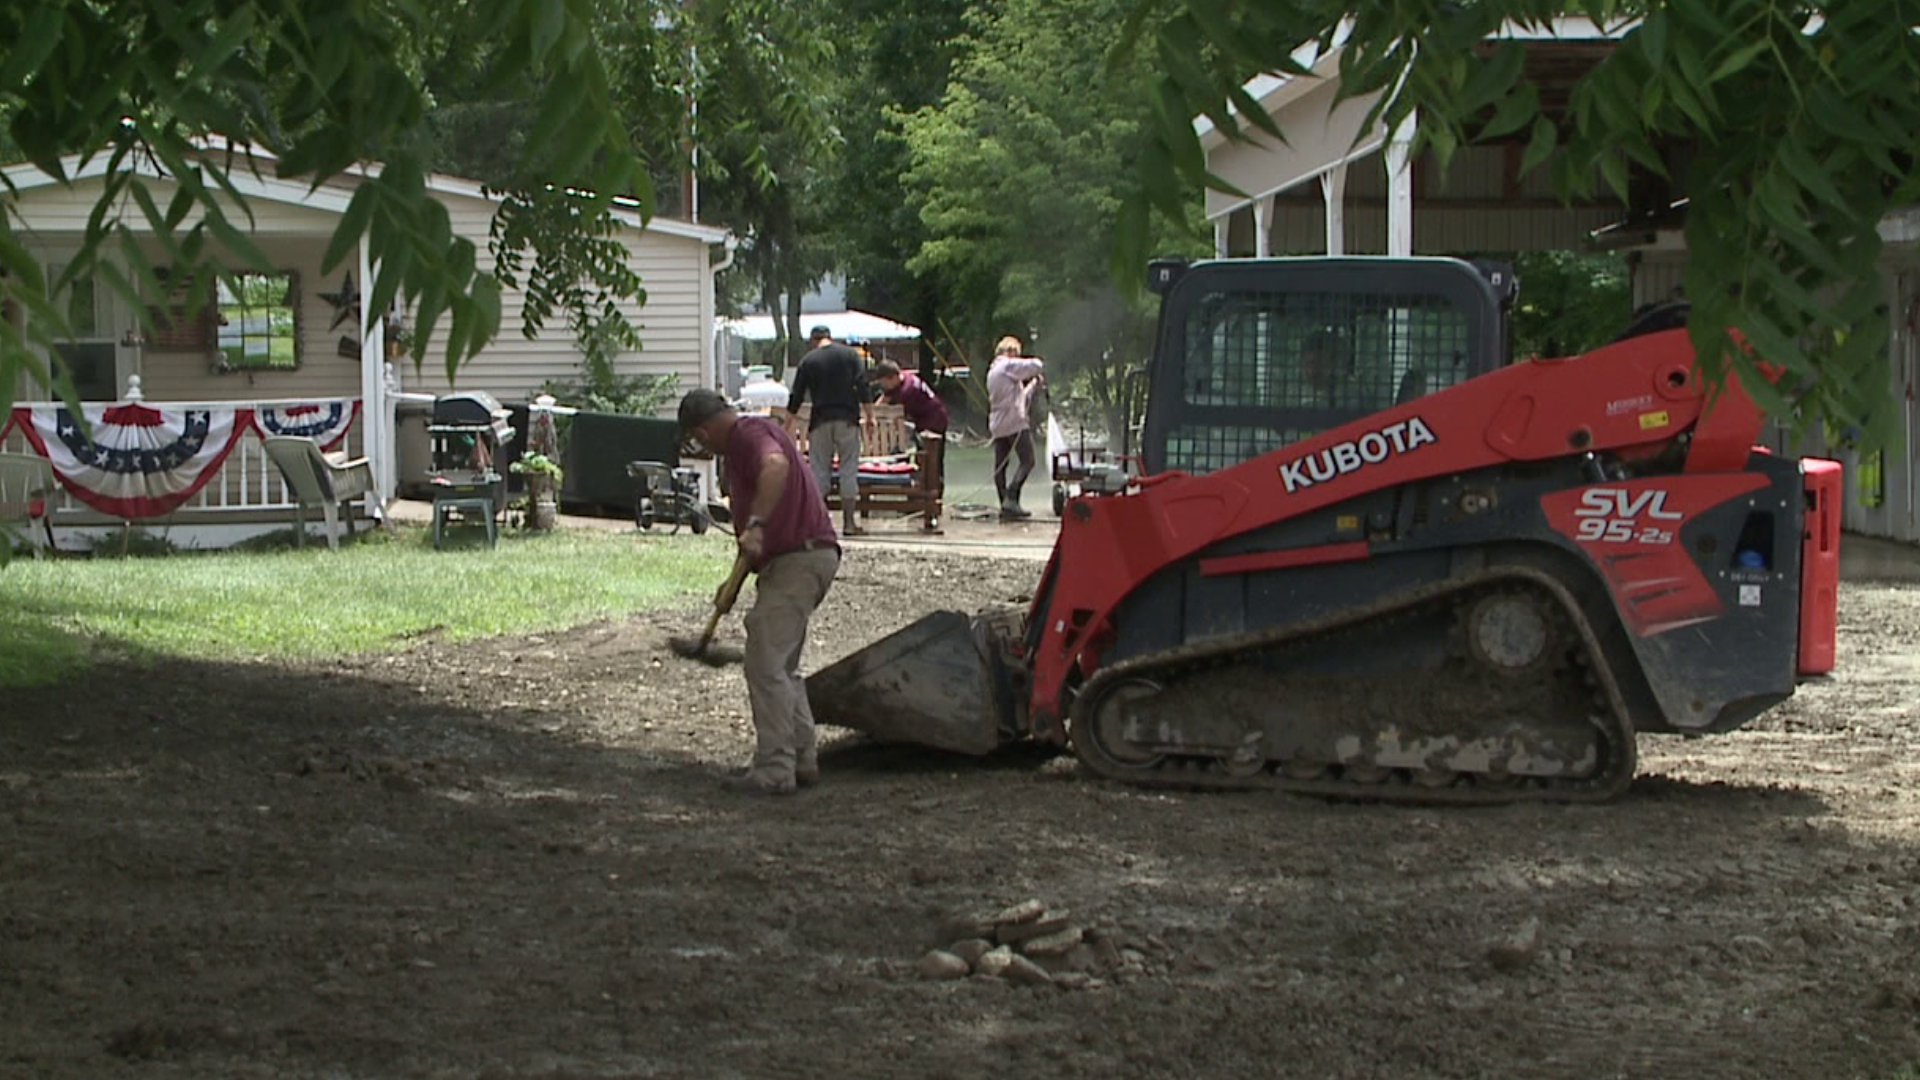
[677,387,732,431]
[808,324,832,341]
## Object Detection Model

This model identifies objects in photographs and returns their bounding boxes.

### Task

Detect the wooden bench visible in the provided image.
[783,403,944,532]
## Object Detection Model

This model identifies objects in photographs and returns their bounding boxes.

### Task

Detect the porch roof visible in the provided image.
[1,140,731,245]
[1196,15,1634,221]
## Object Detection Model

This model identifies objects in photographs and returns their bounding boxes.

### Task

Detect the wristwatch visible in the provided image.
[744,515,766,530]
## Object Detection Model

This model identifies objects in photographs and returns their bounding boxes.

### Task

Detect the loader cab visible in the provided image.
[1139,257,1509,475]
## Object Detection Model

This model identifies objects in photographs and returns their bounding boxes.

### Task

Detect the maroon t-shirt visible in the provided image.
[885,372,949,434]
[725,416,838,567]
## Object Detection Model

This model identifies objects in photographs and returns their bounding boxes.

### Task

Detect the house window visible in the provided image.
[216,271,299,370]
[63,267,102,335]
[45,262,107,338]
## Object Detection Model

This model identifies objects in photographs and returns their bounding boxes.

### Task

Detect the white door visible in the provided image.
[45,257,134,402]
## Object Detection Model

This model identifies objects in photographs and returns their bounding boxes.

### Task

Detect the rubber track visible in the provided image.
[1067,566,1638,805]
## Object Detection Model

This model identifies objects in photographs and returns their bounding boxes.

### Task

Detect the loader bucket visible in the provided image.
[806,610,1015,755]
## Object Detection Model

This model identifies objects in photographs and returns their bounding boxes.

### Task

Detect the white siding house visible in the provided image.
[1,149,731,548]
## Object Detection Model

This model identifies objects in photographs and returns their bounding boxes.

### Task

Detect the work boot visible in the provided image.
[721,769,797,797]
[1000,500,1031,521]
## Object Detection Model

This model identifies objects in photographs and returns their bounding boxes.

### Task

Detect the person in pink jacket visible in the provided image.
[986,335,1045,521]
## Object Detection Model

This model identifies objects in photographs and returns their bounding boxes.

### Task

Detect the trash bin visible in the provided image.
[393,393,436,498]
[562,411,682,512]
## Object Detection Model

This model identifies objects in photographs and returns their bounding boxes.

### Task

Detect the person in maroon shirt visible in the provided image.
[871,360,948,436]
[871,359,949,525]
[679,389,840,796]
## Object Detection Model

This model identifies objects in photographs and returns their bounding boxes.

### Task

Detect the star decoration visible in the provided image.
[319,273,361,333]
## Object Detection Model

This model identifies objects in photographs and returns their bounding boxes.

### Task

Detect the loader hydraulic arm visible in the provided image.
[1023,328,1767,743]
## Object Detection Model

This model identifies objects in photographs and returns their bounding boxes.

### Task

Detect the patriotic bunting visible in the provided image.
[11,403,250,519]
[253,399,360,450]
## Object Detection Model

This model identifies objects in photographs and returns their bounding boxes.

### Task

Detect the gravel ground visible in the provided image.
[3,543,1919,1080]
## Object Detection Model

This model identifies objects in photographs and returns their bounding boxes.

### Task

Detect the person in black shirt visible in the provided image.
[786,325,875,535]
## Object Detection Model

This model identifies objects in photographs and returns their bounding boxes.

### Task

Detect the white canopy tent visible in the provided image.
[719,309,922,343]
[715,309,925,398]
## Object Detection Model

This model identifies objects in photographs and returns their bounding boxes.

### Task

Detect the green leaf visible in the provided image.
[200,205,273,273]
[1458,43,1526,114]
[1151,83,1208,181]
[1709,41,1769,84]
[1753,170,1812,241]
[471,275,503,356]
[1660,68,1718,133]
[1669,0,1734,40]
[1637,10,1668,69]
[0,4,66,91]
[1775,141,1848,213]
[1478,82,1538,140]
[1597,152,1629,202]
[1519,116,1558,174]
[529,0,566,62]
[0,232,48,296]
[1733,308,1807,374]
[323,185,378,274]
[1805,83,1880,144]
[188,7,255,84]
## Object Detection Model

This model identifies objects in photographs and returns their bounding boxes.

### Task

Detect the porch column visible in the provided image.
[1252,195,1273,258]
[1320,164,1348,256]
[357,236,392,510]
[1213,216,1230,259]
[1385,107,1417,257]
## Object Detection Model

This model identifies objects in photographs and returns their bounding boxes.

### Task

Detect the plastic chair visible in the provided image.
[0,451,58,558]
[263,436,374,550]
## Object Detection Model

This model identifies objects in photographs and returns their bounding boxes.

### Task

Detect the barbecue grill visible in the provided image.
[428,391,514,513]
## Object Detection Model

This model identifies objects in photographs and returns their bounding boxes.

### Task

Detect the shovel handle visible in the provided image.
[688,553,752,654]
[712,552,752,617]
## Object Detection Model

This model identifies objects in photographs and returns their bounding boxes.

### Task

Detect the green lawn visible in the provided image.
[0,526,732,689]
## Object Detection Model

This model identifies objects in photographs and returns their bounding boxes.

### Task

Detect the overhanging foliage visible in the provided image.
[0,0,649,413]
[1115,1,1920,439]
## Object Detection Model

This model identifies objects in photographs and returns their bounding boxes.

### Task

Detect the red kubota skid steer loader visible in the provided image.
[807,257,1842,804]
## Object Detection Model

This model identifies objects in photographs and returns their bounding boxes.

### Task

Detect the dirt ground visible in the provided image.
[4,541,1920,1080]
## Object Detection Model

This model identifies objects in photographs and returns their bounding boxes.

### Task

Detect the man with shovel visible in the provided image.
[679,388,841,796]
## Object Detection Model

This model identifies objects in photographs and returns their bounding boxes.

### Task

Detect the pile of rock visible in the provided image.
[918,899,1109,989]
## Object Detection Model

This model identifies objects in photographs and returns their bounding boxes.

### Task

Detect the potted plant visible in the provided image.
[384,312,412,360]
[511,452,564,530]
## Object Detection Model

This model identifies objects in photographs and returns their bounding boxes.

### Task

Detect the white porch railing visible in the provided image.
[2,397,367,521]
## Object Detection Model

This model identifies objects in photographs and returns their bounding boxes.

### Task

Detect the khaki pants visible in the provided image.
[742,545,840,780]
[806,419,862,522]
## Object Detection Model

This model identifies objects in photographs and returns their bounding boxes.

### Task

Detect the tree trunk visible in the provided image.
[762,284,788,377]
[785,291,805,369]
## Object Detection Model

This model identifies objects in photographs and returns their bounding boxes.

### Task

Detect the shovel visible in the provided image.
[669,551,752,666]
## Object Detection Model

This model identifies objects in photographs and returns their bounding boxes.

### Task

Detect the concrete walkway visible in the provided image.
[1840,534,1920,582]
[388,497,1920,577]
[385,497,1060,560]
